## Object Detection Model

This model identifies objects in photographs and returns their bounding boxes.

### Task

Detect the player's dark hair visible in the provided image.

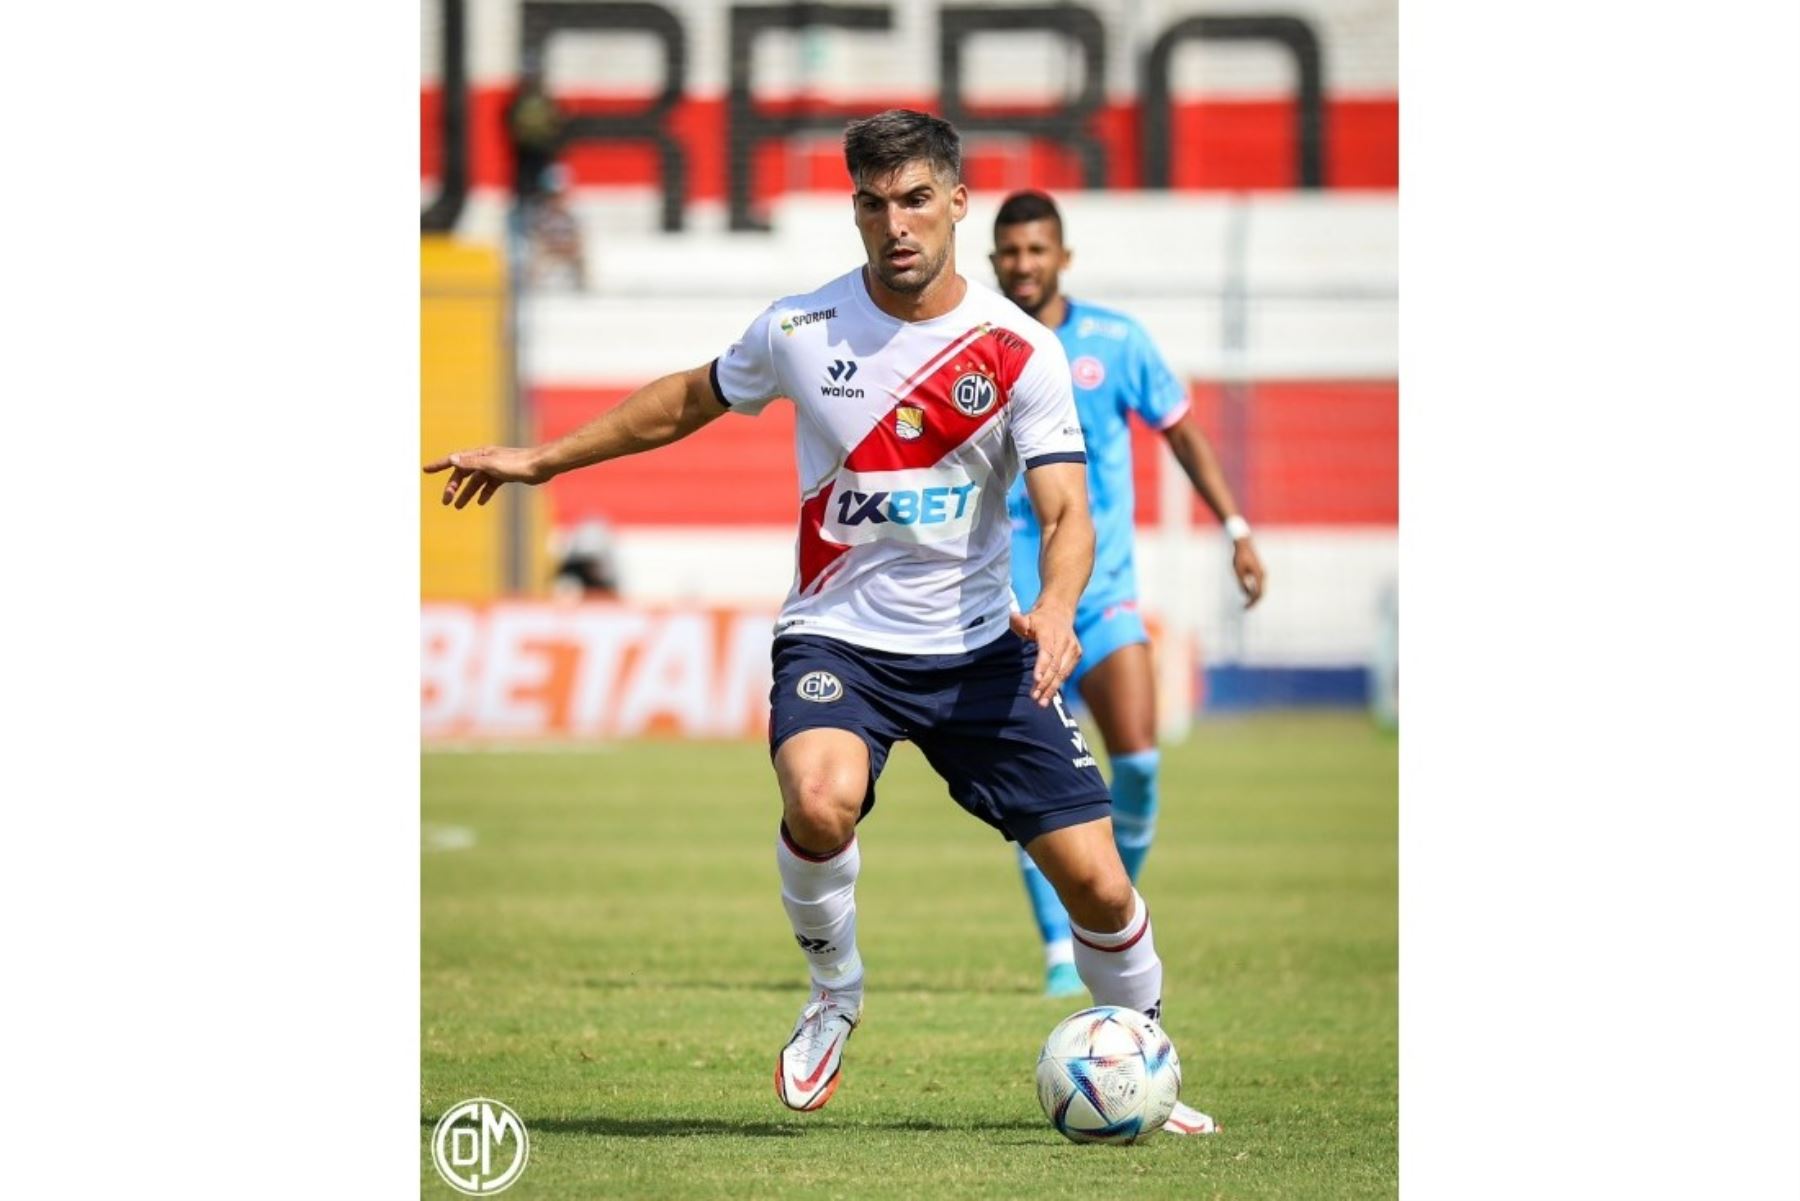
[994,190,1064,241]
[843,109,962,188]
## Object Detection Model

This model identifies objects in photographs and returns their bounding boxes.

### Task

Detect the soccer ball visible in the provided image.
[1035,1005,1182,1144]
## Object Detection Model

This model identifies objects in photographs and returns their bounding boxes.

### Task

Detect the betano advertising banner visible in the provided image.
[423,600,1200,741]
[422,602,778,741]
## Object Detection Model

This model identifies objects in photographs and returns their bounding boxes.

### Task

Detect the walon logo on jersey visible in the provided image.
[822,360,864,398]
[824,466,983,547]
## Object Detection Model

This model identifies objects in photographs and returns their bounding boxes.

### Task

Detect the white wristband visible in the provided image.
[1224,515,1252,542]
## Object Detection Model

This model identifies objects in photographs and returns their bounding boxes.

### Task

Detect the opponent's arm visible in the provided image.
[1162,417,1267,607]
[424,363,726,509]
[1010,461,1095,705]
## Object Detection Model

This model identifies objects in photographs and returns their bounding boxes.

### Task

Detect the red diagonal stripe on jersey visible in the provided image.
[892,323,990,398]
[846,325,1038,472]
[796,480,850,594]
[792,324,1038,593]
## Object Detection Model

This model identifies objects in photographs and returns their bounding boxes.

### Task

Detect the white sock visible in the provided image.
[1070,889,1163,1021]
[776,825,864,994]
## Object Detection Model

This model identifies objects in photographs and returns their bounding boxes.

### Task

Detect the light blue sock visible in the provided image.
[1110,749,1161,882]
[1017,846,1072,949]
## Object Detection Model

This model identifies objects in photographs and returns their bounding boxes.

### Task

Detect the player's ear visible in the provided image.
[1062,245,1074,271]
[950,183,968,223]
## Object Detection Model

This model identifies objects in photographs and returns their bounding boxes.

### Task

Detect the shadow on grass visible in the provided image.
[533,1116,806,1139]
[576,977,1037,997]
[421,1115,803,1139]
[863,1117,1048,1134]
[420,1114,1048,1138]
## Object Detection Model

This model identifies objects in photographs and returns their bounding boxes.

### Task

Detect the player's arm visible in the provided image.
[1161,417,1267,607]
[1010,461,1095,705]
[424,363,725,509]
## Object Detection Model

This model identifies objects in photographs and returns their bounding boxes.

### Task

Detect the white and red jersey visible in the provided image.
[711,267,1086,654]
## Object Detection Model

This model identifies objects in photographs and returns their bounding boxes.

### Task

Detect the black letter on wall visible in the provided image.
[1141,15,1325,189]
[938,5,1109,187]
[520,1,690,231]
[422,0,468,232]
[728,4,895,232]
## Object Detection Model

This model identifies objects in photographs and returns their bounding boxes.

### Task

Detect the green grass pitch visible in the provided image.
[422,713,1396,1199]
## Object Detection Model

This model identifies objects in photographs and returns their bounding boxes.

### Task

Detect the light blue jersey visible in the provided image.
[1008,299,1189,617]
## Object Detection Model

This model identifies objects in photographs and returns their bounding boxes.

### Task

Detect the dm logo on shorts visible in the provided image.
[951,372,998,417]
[894,406,924,440]
[797,671,844,703]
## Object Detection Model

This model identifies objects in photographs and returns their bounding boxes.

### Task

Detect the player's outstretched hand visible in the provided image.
[1233,539,1267,608]
[1010,605,1081,706]
[422,446,551,509]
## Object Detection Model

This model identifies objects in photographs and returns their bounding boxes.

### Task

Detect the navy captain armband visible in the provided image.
[1024,452,1087,469]
[707,359,731,408]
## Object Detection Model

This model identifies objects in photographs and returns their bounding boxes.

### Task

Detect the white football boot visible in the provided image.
[774,986,862,1112]
[1163,1100,1222,1135]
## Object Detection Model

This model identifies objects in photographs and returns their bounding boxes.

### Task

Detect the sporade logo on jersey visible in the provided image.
[821,360,864,398]
[780,307,836,335]
[951,372,998,417]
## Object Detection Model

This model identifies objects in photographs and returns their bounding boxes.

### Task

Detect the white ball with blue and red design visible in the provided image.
[1035,1005,1182,1144]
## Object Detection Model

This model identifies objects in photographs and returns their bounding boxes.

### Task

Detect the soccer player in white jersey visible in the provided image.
[425,110,1218,1136]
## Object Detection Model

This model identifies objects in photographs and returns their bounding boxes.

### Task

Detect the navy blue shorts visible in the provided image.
[768,630,1112,845]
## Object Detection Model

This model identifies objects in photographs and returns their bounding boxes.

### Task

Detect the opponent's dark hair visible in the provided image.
[994,190,1064,240]
[843,109,962,188]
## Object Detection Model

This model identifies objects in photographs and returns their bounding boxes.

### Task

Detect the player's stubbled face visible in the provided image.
[990,218,1068,317]
[853,162,965,295]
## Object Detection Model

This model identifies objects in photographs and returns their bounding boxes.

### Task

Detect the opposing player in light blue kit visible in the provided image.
[992,191,1268,1013]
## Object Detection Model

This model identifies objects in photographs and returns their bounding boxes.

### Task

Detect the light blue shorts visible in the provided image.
[1069,598,1150,689]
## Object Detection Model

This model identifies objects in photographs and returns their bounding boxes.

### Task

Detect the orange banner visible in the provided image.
[422,602,778,740]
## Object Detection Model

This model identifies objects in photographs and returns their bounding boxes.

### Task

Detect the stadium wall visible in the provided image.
[418,2,1398,734]
[424,0,1398,95]
[421,0,1398,231]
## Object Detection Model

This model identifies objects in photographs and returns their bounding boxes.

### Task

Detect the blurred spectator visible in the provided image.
[505,82,566,203]
[550,520,621,600]
[527,164,587,291]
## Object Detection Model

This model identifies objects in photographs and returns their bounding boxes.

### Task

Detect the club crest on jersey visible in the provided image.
[1072,355,1106,389]
[894,406,925,440]
[951,372,998,417]
[796,671,843,703]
